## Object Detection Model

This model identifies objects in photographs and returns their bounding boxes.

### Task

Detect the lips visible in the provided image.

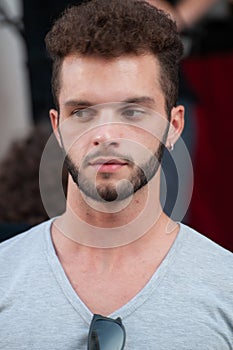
[91,158,127,165]
[89,158,128,172]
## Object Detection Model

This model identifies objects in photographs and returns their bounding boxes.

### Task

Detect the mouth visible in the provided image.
[89,158,129,172]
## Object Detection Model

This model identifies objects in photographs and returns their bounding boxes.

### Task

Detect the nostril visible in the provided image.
[92,132,120,147]
[93,140,119,147]
[93,135,102,146]
[110,141,119,147]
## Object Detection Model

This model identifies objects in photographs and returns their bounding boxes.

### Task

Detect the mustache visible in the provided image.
[82,150,134,167]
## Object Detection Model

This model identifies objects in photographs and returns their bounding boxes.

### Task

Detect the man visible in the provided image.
[0,1,232,349]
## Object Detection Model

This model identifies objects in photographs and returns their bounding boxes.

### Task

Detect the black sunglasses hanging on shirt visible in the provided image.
[88,314,126,350]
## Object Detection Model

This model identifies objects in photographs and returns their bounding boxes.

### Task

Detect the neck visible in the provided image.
[59,173,167,242]
[56,171,173,246]
[69,172,161,224]
[52,210,178,269]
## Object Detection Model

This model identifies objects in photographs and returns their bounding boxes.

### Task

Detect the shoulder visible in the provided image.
[179,223,233,258]
[173,224,233,326]
[0,219,54,269]
[0,219,55,303]
[177,223,233,284]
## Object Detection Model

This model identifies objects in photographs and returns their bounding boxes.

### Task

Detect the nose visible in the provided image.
[92,124,121,148]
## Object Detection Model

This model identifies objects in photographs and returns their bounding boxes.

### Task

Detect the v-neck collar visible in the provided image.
[43,218,185,324]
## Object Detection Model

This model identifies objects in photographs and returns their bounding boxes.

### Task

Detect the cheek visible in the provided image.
[58,118,93,155]
[63,134,90,168]
[123,132,160,165]
[131,128,162,148]
[125,117,168,150]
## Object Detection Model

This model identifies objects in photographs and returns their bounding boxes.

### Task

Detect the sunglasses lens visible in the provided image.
[89,319,125,350]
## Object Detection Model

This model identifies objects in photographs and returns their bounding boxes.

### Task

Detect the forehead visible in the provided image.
[59,54,164,106]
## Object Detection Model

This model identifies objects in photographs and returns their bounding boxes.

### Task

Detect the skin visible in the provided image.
[50,53,184,315]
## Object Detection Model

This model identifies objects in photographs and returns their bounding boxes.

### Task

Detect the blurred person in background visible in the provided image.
[178,0,233,251]
[0,1,31,161]
[147,0,233,252]
[0,126,67,242]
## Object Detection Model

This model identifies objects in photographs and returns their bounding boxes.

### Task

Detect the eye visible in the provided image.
[71,108,97,121]
[121,108,146,120]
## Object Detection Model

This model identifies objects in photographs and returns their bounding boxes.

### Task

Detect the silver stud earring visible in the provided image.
[169,142,174,151]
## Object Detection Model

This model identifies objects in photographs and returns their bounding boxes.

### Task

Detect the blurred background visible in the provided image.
[0,0,232,251]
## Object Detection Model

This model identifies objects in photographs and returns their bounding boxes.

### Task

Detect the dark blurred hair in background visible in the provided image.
[0,126,67,242]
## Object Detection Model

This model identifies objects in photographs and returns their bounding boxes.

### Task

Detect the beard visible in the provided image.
[63,140,166,203]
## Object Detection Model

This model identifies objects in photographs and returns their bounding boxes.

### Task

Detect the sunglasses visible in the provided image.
[88,314,126,350]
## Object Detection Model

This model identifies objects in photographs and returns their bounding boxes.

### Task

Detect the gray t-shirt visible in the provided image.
[0,219,232,349]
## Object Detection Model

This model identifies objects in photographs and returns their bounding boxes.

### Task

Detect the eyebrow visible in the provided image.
[64,100,93,108]
[122,97,156,108]
[64,96,156,108]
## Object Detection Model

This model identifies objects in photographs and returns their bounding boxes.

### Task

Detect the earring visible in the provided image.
[169,142,174,151]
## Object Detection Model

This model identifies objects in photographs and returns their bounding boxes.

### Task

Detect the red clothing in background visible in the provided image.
[183,52,233,252]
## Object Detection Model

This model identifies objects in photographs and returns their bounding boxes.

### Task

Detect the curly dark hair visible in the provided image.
[0,127,67,225]
[45,0,183,115]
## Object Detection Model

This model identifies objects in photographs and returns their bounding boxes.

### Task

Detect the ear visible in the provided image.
[49,108,62,147]
[166,105,185,149]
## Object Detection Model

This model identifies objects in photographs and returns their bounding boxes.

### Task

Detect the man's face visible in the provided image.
[52,54,173,202]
